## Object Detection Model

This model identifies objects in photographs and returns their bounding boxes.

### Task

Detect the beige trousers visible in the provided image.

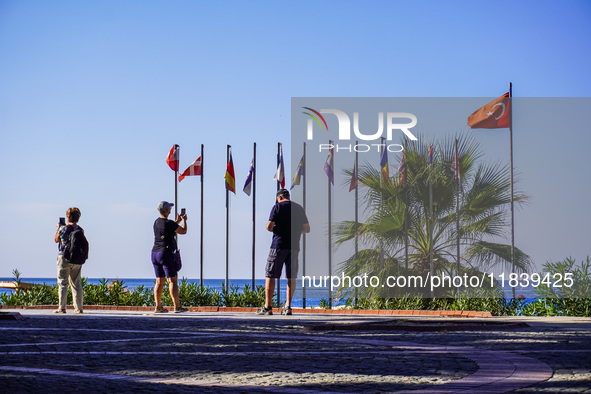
[57,254,83,311]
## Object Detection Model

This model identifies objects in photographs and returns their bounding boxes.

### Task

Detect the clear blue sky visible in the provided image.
[0,0,590,279]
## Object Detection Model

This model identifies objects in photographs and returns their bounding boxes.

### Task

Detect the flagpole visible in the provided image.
[404,140,409,275]
[302,141,307,309]
[174,144,179,263]
[354,141,358,256]
[354,140,359,304]
[379,137,385,276]
[174,144,179,217]
[455,139,461,295]
[509,82,516,300]
[276,142,281,308]
[200,144,204,287]
[468,88,515,298]
[429,144,434,298]
[252,142,257,290]
[328,139,333,308]
[225,144,230,291]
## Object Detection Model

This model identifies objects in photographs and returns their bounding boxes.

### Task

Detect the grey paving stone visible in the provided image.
[0,310,589,392]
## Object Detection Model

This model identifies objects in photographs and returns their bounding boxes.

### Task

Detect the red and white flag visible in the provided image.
[166,145,179,171]
[467,93,511,129]
[179,156,202,182]
[274,146,285,189]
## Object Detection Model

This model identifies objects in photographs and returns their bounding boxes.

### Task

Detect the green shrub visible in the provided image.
[220,283,266,307]
[3,257,589,316]
[520,257,591,317]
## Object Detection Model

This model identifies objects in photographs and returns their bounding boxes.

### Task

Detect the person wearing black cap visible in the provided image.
[257,189,310,315]
[151,201,188,313]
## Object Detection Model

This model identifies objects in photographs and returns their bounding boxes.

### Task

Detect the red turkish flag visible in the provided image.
[179,156,201,182]
[166,145,179,171]
[468,93,511,129]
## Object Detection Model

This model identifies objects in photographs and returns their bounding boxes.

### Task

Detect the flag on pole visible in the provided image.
[225,152,236,194]
[274,146,285,188]
[451,141,462,188]
[179,156,202,182]
[380,148,389,182]
[467,93,511,129]
[290,155,304,190]
[428,144,434,165]
[324,145,334,185]
[397,153,407,187]
[166,145,179,171]
[243,159,254,196]
[349,156,357,192]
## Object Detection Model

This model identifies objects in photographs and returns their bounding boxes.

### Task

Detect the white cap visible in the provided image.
[157,201,174,211]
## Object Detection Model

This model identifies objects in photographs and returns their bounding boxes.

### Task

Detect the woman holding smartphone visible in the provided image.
[151,201,188,313]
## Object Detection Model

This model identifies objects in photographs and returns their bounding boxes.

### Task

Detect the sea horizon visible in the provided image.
[0,277,329,308]
[1,277,539,304]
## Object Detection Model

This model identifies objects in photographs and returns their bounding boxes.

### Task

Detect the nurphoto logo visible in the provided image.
[302,107,418,153]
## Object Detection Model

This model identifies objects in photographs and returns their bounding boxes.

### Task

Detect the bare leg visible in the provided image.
[285,278,296,308]
[265,277,275,309]
[154,277,165,307]
[168,277,180,308]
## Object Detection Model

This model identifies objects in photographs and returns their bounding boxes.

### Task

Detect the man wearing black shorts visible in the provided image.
[257,189,310,315]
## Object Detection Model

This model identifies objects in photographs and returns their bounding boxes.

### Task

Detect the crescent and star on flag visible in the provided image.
[487,102,506,120]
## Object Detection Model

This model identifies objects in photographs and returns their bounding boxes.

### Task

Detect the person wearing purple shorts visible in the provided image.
[257,189,310,316]
[151,201,188,313]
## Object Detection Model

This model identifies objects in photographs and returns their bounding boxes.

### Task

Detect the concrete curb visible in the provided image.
[0,304,493,317]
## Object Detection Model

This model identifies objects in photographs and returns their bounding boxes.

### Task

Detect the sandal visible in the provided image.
[281,306,292,316]
[174,306,189,313]
[53,309,66,314]
[154,306,169,313]
[256,307,273,315]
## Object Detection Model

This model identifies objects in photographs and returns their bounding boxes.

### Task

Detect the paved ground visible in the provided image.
[0,309,589,393]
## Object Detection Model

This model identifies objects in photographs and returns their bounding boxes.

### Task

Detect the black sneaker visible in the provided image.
[256,307,273,315]
[174,307,189,313]
[281,306,292,316]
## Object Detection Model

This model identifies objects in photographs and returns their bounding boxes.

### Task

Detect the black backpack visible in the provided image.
[63,225,89,265]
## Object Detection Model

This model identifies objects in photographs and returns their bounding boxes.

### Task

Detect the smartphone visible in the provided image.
[59,217,66,226]
[181,208,186,215]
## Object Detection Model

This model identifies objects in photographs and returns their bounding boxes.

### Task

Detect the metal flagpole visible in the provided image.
[302,141,307,309]
[174,144,179,217]
[354,141,358,257]
[174,144,179,259]
[328,139,333,308]
[404,141,409,274]
[276,142,281,308]
[252,142,257,290]
[428,144,434,298]
[225,145,230,291]
[354,140,359,304]
[200,144,204,287]
[379,137,385,274]
[509,82,516,300]
[455,139,461,295]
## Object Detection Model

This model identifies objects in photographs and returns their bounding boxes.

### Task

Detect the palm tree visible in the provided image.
[334,134,532,298]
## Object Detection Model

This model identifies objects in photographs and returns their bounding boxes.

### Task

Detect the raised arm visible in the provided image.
[175,214,188,235]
